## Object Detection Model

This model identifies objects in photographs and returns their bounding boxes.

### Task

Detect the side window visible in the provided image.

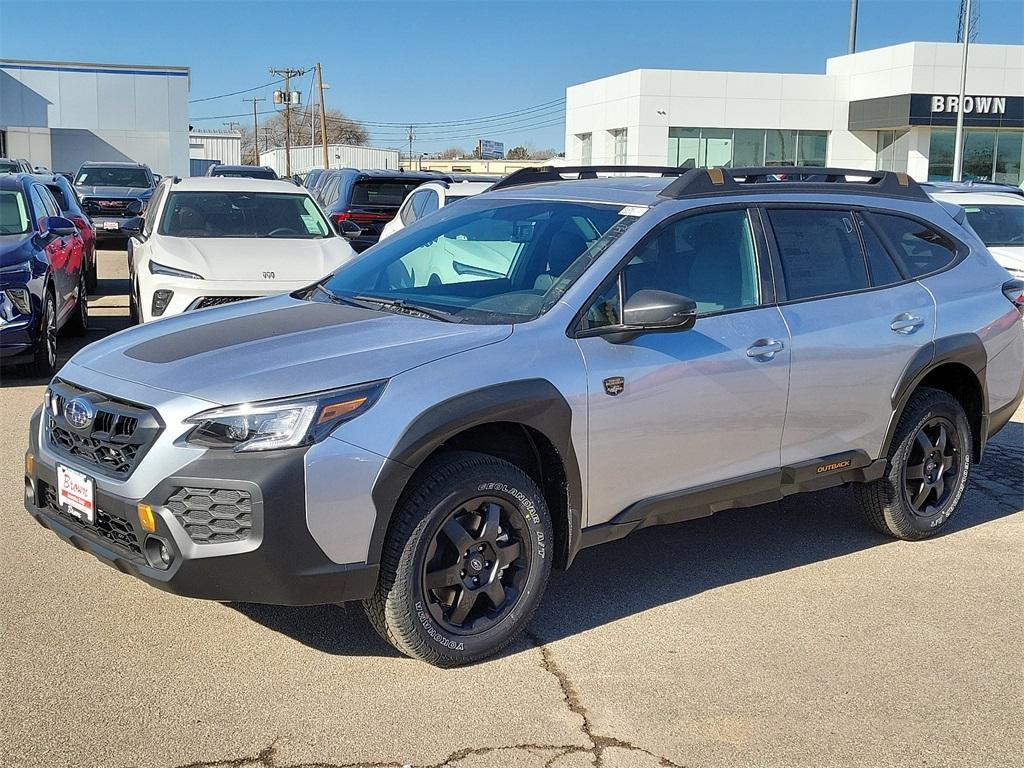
[31,185,59,223]
[29,186,49,228]
[417,189,440,217]
[144,184,166,235]
[586,208,760,327]
[856,213,903,287]
[321,176,340,207]
[769,208,869,301]
[401,192,422,225]
[869,213,958,278]
[46,184,69,211]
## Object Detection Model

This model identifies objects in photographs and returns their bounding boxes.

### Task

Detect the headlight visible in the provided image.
[183,381,385,452]
[149,260,204,280]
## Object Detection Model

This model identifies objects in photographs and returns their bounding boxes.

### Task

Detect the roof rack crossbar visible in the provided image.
[488,165,693,192]
[660,166,929,201]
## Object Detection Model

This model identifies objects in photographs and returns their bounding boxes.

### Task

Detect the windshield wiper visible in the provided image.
[351,295,459,323]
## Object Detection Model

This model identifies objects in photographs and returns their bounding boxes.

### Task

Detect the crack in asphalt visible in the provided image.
[160,634,685,768]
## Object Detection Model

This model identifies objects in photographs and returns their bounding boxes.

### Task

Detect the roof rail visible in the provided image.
[661,166,929,201]
[488,165,692,192]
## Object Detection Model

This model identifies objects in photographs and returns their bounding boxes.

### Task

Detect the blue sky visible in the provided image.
[1,0,1022,154]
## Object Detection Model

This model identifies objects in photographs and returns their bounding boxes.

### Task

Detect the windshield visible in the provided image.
[963,204,1024,247]
[76,167,151,188]
[316,198,637,324]
[159,191,333,239]
[0,190,32,235]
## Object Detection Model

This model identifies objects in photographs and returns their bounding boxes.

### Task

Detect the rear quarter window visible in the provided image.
[870,213,959,278]
[351,180,425,207]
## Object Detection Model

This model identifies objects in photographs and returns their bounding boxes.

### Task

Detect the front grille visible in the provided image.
[40,480,144,560]
[166,486,253,544]
[191,295,261,311]
[46,380,162,479]
[82,198,135,218]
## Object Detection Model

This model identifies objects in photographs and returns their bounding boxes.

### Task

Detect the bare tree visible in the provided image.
[242,107,368,163]
[437,146,470,159]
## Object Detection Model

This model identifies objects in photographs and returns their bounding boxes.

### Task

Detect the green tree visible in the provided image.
[506,146,529,160]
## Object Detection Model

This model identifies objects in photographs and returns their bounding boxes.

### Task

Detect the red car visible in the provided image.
[36,174,97,291]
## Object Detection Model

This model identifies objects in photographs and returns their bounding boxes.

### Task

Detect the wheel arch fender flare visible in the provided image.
[882,332,989,461]
[367,378,583,569]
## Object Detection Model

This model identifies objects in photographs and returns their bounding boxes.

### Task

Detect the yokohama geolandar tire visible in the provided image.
[855,387,972,540]
[363,451,554,666]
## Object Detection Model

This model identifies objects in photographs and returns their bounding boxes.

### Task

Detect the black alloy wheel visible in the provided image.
[422,497,530,635]
[903,416,961,517]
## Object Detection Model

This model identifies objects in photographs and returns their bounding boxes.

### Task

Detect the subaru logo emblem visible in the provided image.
[64,398,95,430]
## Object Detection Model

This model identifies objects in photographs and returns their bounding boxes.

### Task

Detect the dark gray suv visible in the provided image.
[24,166,1024,665]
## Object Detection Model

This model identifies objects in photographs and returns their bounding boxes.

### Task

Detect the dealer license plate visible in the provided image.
[57,464,95,525]
[102,221,119,230]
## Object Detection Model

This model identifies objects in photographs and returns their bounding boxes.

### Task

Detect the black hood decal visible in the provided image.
[125,303,379,364]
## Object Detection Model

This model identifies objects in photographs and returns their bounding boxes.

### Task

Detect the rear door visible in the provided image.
[765,206,936,466]
[31,184,76,319]
[577,206,792,527]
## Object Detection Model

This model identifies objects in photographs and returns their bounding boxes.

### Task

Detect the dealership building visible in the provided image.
[564,41,1024,185]
[0,58,190,177]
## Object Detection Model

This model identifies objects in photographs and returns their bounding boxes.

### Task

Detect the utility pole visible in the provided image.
[407,126,415,170]
[317,62,329,170]
[952,0,972,182]
[243,97,265,165]
[847,0,858,54]
[270,67,306,176]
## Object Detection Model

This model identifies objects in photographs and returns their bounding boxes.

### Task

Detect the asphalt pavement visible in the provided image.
[2,247,1022,768]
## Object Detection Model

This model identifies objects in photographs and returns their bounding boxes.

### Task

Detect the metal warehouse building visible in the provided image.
[0,58,190,177]
[564,41,1024,184]
[258,143,401,176]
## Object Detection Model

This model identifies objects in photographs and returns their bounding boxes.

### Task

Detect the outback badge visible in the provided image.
[603,376,625,396]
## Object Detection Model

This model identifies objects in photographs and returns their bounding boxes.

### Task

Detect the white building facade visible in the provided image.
[564,42,1024,185]
[258,143,401,176]
[0,58,190,177]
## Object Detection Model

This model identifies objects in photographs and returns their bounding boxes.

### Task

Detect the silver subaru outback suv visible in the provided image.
[25,166,1024,666]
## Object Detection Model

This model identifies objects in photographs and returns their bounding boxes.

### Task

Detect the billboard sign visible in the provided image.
[478,139,504,160]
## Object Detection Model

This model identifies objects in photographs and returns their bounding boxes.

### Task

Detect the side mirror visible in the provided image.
[605,289,697,343]
[41,216,77,237]
[335,219,362,240]
[121,216,145,235]
[127,200,144,215]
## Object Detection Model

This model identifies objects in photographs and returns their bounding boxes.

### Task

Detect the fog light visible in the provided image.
[6,288,31,315]
[137,503,155,533]
[144,536,174,570]
[151,290,173,317]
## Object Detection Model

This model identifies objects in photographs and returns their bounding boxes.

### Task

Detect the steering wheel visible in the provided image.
[266,227,300,237]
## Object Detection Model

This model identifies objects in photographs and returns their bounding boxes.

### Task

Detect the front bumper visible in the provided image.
[24,409,379,605]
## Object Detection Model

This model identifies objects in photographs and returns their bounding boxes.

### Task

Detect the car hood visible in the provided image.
[76,186,151,199]
[149,236,355,282]
[988,246,1024,273]
[70,294,512,404]
[0,233,35,268]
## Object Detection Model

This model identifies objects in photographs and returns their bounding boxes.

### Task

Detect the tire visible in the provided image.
[27,291,58,377]
[85,248,98,293]
[129,278,141,324]
[363,451,554,667]
[854,387,972,540]
[64,271,89,336]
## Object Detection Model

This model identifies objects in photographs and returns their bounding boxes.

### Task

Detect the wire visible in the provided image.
[351,98,566,127]
[188,78,285,104]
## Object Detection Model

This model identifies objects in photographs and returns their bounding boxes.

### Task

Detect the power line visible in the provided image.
[352,98,566,127]
[188,78,285,104]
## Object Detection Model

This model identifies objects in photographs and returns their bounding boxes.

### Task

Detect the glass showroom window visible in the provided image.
[611,129,628,164]
[668,128,827,168]
[876,130,910,172]
[577,133,592,164]
[928,128,1024,185]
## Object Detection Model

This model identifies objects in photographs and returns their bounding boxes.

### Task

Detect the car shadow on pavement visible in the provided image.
[229,469,1021,658]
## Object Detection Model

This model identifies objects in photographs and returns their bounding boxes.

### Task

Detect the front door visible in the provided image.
[577,207,791,527]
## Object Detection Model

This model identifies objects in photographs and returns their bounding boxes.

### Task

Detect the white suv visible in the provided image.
[125,177,355,322]
[378,179,493,241]
[928,188,1024,278]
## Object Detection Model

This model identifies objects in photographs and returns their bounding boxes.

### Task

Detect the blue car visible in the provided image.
[1,174,89,376]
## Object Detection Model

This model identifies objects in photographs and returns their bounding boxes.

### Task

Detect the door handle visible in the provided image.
[746,338,785,360]
[890,313,925,334]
